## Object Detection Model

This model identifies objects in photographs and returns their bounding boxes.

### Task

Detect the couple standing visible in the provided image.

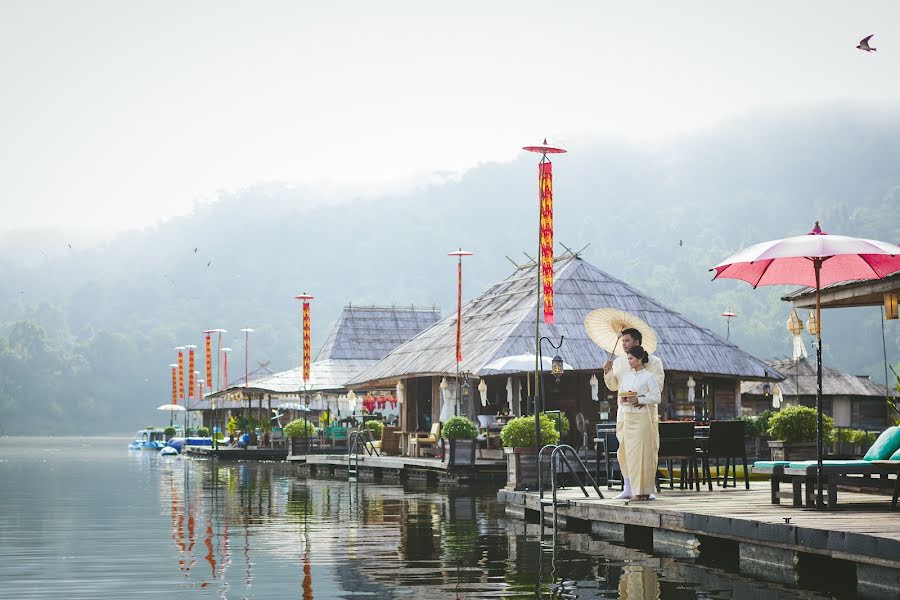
[603,328,664,501]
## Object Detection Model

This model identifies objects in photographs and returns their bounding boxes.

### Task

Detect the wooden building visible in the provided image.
[193,305,441,429]
[348,254,777,442]
[742,358,896,429]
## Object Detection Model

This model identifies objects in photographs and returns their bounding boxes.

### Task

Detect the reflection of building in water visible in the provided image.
[618,565,661,600]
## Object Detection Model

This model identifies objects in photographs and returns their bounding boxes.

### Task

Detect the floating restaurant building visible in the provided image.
[348,254,778,442]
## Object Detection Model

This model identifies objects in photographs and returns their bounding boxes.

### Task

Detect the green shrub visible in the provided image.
[767,405,833,443]
[196,426,210,437]
[543,411,570,437]
[844,429,877,446]
[364,420,384,439]
[284,419,317,439]
[738,411,772,438]
[441,416,477,440]
[164,426,176,438]
[500,414,560,448]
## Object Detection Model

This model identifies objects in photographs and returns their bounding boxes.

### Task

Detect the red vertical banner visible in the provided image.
[177,349,185,401]
[205,333,212,389]
[302,302,311,382]
[456,261,462,363]
[188,347,195,400]
[539,161,554,324]
[171,365,177,405]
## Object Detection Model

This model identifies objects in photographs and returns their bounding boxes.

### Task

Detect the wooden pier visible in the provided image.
[185,446,289,461]
[501,481,900,598]
[287,452,506,484]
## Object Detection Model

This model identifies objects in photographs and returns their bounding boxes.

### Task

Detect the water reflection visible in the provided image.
[0,439,832,599]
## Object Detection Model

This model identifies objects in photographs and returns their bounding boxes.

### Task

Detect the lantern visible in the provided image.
[885,292,899,320]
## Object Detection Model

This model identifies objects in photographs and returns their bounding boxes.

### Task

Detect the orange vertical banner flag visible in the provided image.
[188,347,195,400]
[171,365,177,405]
[177,349,185,401]
[204,333,212,389]
[455,261,462,362]
[539,161,554,323]
[303,302,311,382]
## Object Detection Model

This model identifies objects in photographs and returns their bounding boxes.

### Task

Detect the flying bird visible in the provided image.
[679,239,683,247]
[857,34,876,52]
[67,243,72,249]
[206,260,212,268]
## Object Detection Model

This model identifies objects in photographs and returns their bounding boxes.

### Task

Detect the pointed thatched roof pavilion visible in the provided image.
[349,254,778,434]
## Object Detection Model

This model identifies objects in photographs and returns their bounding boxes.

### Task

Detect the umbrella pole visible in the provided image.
[815,259,824,509]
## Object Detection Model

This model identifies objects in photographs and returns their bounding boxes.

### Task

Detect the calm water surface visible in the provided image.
[0,437,828,599]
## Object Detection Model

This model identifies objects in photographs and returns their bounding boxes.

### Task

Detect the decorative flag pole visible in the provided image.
[186,345,197,402]
[176,346,186,404]
[240,328,255,387]
[222,347,232,389]
[294,294,314,384]
[203,331,213,389]
[448,249,473,416]
[522,138,566,449]
[169,363,178,427]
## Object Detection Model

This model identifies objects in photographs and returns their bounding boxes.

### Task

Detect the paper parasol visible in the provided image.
[584,308,657,355]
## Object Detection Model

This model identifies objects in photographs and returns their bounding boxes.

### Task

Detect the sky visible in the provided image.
[2,1,899,233]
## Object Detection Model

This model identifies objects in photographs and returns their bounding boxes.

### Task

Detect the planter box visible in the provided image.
[290,438,310,456]
[505,447,553,491]
[768,440,818,462]
[444,438,476,467]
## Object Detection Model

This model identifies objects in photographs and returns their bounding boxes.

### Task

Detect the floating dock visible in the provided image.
[500,481,900,598]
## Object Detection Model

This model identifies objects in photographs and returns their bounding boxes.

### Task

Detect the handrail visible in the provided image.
[538,443,604,540]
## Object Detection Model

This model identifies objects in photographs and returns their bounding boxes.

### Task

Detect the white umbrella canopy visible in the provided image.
[156,404,186,412]
[584,308,658,355]
[480,353,574,373]
[278,402,312,411]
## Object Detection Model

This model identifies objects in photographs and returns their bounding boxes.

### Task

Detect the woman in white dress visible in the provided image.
[616,345,661,501]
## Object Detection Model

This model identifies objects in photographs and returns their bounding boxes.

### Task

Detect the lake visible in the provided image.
[0,437,830,598]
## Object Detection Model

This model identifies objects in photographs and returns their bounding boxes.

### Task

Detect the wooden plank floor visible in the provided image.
[505,480,900,569]
[288,453,505,471]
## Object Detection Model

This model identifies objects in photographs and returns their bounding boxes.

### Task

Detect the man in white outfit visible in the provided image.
[603,327,665,499]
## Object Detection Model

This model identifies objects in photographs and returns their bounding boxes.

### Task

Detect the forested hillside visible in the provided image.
[2,108,898,434]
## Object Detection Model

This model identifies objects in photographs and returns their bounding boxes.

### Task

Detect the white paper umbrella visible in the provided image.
[481,353,574,373]
[157,404,186,412]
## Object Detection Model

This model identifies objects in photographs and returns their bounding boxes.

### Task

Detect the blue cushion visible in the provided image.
[891,447,900,461]
[863,426,900,461]
[752,461,790,470]
[788,460,872,469]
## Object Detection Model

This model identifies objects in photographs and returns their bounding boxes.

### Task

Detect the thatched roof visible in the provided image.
[742,358,896,398]
[348,255,778,387]
[316,305,442,361]
[196,305,441,406]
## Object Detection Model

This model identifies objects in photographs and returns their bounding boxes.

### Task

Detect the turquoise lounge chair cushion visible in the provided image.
[752,461,790,470]
[863,426,900,461]
[787,460,870,469]
[891,447,900,461]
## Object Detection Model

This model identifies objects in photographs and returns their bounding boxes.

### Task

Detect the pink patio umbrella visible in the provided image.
[712,222,900,507]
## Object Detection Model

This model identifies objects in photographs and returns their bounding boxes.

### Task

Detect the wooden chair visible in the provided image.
[702,420,749,490]
[408,422,441,457]
[657,421,699,491]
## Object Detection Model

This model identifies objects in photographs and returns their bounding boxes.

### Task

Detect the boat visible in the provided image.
[128,428,169,451]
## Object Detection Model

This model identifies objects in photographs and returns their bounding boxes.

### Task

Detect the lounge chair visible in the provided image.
[756,426,900,508]
[408,422,441,457]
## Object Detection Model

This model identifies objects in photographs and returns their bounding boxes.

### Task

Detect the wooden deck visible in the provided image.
[501,481,900,578]
[286,452,506,484]
[185,446,288,461]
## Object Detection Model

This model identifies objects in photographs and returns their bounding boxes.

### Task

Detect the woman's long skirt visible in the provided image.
[620,409,658,495]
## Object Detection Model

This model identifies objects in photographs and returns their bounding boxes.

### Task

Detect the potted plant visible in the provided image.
[364,420,384,441]
[500,413,560,491]
[164,426,177,440]
[440,416,478,466]
[738,411,772,460]
[284,419,317,456]
[196,426,210,438]
[767,405,834,461]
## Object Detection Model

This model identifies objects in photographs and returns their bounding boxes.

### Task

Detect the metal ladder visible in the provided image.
[347,430,380,479]
[538,444,603,540]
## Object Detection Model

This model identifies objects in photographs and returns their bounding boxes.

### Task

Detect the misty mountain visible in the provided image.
[1,106,898,434]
